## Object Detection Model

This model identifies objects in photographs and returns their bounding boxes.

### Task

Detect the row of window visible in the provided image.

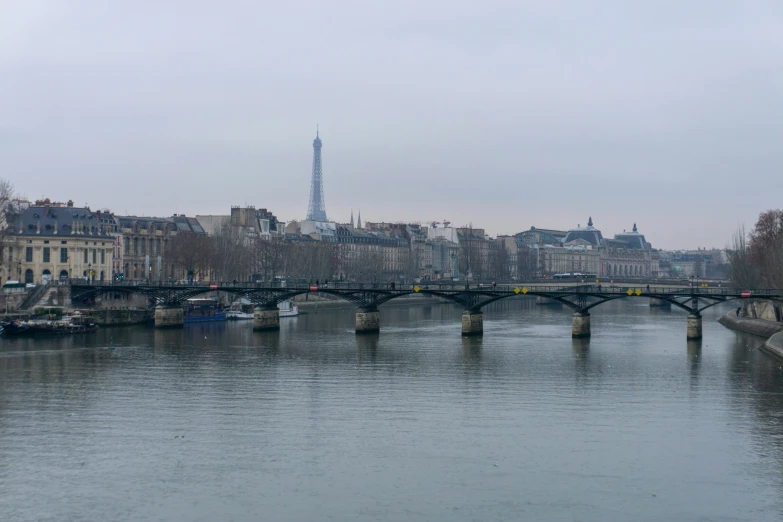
[20,246,109,264]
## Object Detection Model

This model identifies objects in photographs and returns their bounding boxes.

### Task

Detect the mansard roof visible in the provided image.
[10,205,115,237]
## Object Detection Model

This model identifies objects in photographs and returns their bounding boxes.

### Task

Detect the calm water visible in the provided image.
[2,300,783,521]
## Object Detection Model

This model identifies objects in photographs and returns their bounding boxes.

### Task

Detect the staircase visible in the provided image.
[17,283,50,311]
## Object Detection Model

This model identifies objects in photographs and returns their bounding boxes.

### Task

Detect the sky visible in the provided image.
[1,1,782,250]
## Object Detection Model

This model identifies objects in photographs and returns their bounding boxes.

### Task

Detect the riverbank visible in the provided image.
[762,333,783,360]
[718,312,783,338]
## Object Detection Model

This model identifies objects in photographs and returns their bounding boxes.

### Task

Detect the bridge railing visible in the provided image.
[66,279,783,297]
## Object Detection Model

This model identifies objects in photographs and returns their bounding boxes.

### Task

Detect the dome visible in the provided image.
[613,223,648,249]
[562,216,604,246]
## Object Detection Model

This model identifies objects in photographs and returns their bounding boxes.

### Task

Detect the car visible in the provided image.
[25,283,37,288]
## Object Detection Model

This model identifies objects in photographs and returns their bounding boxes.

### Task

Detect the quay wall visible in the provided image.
[762,333,783,360]
[719,300,783,361]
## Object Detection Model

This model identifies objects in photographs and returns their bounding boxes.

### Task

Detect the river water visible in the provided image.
[2,299,783,521]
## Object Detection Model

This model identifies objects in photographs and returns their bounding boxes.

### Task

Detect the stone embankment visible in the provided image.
[719,300,783,360]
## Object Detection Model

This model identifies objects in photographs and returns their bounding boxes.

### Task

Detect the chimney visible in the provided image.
[67,200,74,207]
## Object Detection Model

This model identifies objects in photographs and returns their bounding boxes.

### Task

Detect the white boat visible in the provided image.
[278,300,299,317]
[226,301,298,319]
[226,310,253,320]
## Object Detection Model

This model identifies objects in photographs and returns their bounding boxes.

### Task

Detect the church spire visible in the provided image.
[357,210,362,229]
[350,209,354,228]
[587,216,593,227]
[633,222,637,232]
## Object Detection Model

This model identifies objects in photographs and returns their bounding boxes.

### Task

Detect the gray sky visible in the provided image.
[2,1,782,249]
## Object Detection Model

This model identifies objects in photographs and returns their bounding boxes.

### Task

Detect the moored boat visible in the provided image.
[184,298,227,323]
[1,313,98,336]
[278,300,299,318]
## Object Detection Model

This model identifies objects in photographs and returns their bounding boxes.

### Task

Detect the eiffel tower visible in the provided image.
[306,127,327,221]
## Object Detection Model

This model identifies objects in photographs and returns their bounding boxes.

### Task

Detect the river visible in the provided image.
[2,300,783,521]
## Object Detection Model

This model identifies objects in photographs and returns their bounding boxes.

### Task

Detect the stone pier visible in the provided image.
[253,307,280,331]
[154,305,184,328]
[687,314,702,340]
[461,311,484,336]
[356,307,380,334]
[572,312,591,338]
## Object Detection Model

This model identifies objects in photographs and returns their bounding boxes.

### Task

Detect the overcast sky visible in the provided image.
[2,1,782,249]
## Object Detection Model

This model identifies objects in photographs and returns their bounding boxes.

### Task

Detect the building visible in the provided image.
[514,218,655,279]
[603,223,653,278]
[116,214,205,282]
[456,227,489,281]
[2,199,116,285]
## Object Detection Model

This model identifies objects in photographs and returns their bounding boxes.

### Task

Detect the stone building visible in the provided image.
[2,199,116,285]
[325,223,411,282]
[515,218,655,279]
[116,214,205,282]
[456,227,489,282]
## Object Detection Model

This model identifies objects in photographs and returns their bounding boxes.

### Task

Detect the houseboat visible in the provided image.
[184,298,227,323]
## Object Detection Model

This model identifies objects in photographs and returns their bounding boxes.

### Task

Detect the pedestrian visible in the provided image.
[646,284,650,292]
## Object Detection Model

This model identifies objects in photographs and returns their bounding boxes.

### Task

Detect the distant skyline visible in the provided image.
[2,1,782,250]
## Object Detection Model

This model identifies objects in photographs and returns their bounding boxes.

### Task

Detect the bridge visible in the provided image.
[69,281,782,340]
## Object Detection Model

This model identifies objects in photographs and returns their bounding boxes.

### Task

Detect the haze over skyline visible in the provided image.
[2,1,782,250]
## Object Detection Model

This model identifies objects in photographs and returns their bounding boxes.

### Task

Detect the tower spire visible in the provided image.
[306,128,327,222]
[357,210,362,229]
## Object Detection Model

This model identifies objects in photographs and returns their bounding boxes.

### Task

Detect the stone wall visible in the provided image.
[763,332,783,361]
[740,300,783,322]
[718,311,783,338]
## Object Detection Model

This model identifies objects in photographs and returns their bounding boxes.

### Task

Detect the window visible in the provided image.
[61,248,68,262]
[43,247,50,263]
[61,241,67,244]
[8,246,12,263]
[101,250,105,264]
[92,249,96,264]
[44,240,49,244]
[26,247,33,262]
[84,249,88,263]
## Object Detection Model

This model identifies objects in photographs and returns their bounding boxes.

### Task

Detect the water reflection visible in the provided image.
[356,332,379,362]
[460,335,483,365]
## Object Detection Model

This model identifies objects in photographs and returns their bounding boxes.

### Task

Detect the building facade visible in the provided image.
[2,200,116,285]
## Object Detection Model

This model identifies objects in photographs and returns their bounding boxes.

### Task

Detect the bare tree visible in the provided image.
[748,210,783,288]
[727,224,760,289]
[254,236,289,282]
[487,239,509,281]
[210,223,251,282]
[1,178,17,269]
[165,231,213,282]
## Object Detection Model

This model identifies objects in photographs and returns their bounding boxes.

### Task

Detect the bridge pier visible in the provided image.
[687,314,702,340]
[356,307,380,334]
[572,312,591,338]
[154,305,184,328]
[253,306,280,331]
[461,311,484,336]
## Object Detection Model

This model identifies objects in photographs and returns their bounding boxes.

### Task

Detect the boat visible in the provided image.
[1,313,98,336]
[226,300,299,319]
[278,300,299,318]
[184,298,227,323]
[227,310,254,320]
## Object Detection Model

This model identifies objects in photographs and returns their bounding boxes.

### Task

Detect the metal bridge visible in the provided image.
[69,282,782,340]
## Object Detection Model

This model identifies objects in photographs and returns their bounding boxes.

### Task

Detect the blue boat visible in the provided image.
[184,298,227,323]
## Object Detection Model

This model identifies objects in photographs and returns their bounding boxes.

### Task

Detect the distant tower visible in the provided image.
[306,126,327,222]
[357,210,362,229]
